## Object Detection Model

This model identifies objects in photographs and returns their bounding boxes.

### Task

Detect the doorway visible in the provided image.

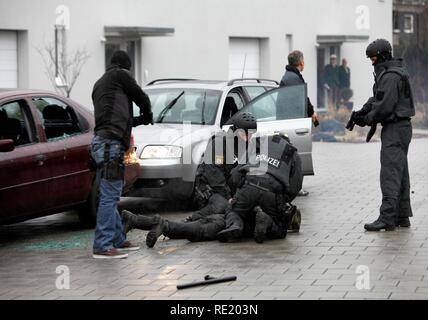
[316,44,341,110]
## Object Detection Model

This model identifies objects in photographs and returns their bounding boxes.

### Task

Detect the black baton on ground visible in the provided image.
[177,275,237,290]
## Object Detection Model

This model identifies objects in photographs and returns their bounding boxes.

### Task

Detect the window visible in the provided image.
[32,96,83,141]
[226,91,245,110]
[393,11,400,33]
[404,14,414,34]
[236,85,307,123]
[137,89,222,125]
[244,86,267,101]
[0,100,34,146]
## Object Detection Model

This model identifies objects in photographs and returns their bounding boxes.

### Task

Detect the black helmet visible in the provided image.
[366,39,392,59]
[110,50,132,70]
[232,112,257,131]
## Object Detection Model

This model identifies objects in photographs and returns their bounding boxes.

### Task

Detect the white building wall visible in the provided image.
[0,0,392,110]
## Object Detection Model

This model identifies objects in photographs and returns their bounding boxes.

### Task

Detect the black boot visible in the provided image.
[288,209,301,233]
[121,210,156,234]
[396,217,411,228]
[364,220,396,232]
[216,210,245,242]
[146,215,168,248]
[253,207,273,244]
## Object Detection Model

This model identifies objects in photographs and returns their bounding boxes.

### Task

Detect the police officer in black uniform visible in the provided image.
[216,133,303,243]
[349,39,415,231]
[121,112,258,247]
[183,113,257,222]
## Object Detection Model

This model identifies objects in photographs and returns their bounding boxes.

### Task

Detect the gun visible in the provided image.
[346,111,377,142]
[177,275,237,290]
[346,111,357,131]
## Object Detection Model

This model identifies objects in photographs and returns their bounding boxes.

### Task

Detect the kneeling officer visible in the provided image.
[216,133,303,243]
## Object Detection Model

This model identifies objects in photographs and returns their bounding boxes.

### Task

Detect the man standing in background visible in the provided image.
[338,58,351,106]
[324,54,340,109]
[279,50,318,197]
[280,50,319,127]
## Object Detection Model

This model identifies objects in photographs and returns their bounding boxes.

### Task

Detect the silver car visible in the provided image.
[130,79,314,200]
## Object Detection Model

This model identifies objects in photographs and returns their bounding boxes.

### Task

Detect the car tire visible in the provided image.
[78,179,99,229]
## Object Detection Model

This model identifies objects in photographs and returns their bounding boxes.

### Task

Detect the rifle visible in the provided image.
[346,108,377,143]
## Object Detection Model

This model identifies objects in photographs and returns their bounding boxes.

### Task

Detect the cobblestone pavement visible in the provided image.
[1,138,428,300]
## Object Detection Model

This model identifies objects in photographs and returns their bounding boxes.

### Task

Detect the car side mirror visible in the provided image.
[0,139,15,153]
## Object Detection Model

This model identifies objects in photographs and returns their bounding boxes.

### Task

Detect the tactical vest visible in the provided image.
[244,134,303,199]
[375,66,415,119]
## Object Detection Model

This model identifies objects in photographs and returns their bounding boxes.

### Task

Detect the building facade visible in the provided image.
[0,0,392,109]
[393,0,427,53]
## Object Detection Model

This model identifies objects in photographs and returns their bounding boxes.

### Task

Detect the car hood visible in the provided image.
[132,123,219,154]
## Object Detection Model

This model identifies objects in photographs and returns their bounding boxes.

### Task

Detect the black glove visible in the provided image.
[353,114,367,127]
[141,111,154,125]
[133,112,154,127]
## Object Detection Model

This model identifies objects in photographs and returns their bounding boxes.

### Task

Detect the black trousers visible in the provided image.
[379,120,413,225]
[166,214,226,242]
[189,193,229,221]
[225,183,289,240]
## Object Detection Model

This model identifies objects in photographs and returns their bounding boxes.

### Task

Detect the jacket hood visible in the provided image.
[109,50,132,70]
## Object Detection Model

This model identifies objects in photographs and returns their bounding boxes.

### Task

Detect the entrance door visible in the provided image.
[317,44,341,110]
[105,39,140,83]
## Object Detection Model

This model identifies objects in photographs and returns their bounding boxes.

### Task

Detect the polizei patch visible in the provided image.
[255,154,280,168]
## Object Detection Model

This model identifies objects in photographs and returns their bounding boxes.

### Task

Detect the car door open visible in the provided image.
[234,85,314,175]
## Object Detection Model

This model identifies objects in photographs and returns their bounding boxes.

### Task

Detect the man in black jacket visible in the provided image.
[350,39,415,231]
[280,50,319,126]
[91,50,153,259]
[279,50,318,197]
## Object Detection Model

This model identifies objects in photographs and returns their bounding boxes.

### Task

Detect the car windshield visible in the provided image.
[134,88,222,125]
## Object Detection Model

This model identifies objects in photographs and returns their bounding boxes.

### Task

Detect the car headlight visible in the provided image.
[140,146,182,159]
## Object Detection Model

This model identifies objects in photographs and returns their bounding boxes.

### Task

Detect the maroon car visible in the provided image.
[0,89,139,227]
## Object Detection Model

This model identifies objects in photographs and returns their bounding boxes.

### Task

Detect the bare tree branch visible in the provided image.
[36,29,90,98]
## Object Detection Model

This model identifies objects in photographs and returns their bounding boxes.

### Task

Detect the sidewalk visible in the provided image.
[1,139,428,300]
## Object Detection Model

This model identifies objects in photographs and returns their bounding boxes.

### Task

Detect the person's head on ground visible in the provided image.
[110,50,132,70]
[232,112,257,142]
[330,54,337,66]
[288,50,305,72]
[366,39,392,66]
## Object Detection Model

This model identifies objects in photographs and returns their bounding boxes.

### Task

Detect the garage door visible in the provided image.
[0,31,18,88]
[229,38,260,80]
